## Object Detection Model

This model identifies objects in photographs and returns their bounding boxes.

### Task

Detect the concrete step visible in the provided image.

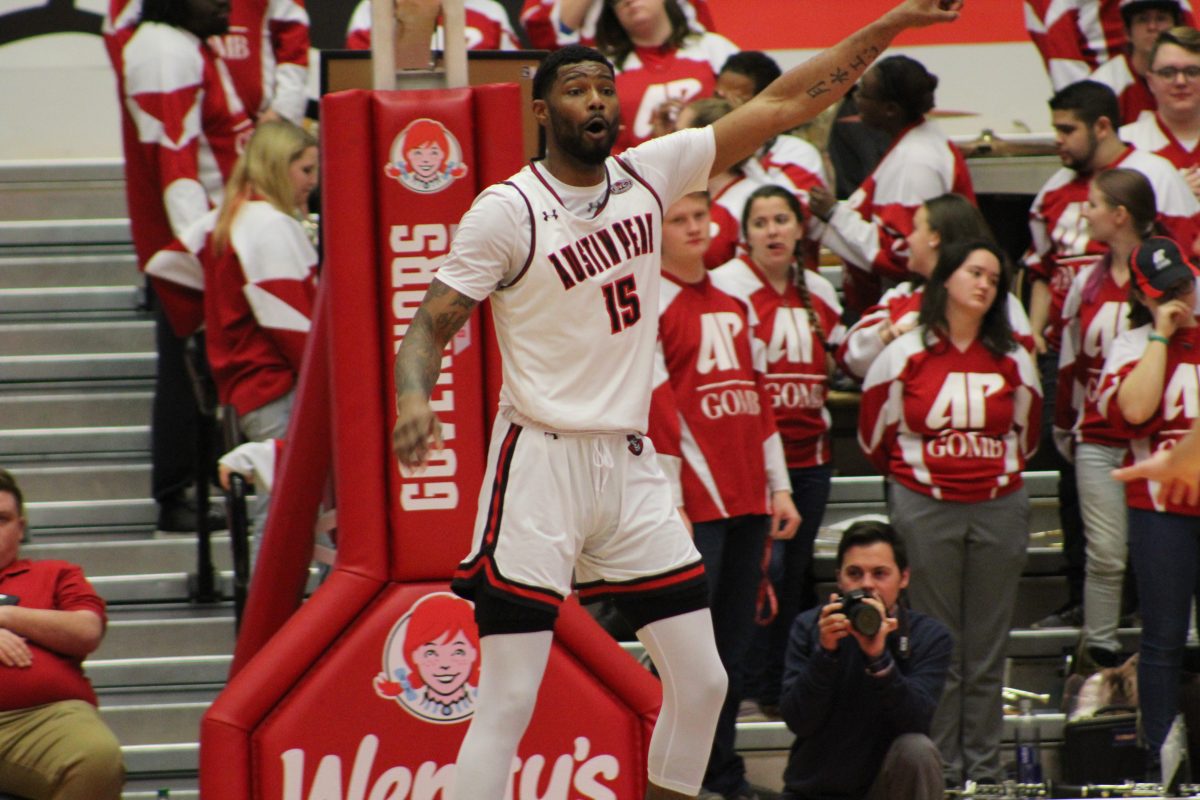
[24,536,234,577]
[0,285,140,314]
[0,320,154,356]
[26,496,158,532]
[0,159,127,222]
[95,616,236,661]
[0,252,139,288]
[0,425,150,457]
[99,693,214,745]
[87,654,232,690]
[0,218,131,247]
[0,390,152,430]
[0,352,155,382]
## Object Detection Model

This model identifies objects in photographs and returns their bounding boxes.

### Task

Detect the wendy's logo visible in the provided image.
[383,118,469,194]
[373,592,480,724]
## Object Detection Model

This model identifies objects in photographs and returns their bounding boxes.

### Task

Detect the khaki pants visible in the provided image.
[0,700,123,800]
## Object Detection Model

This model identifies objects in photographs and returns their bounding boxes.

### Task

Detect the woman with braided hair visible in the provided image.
[711,184,845,719]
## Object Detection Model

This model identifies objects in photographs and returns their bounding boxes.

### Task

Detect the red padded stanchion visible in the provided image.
[202,83,666,800]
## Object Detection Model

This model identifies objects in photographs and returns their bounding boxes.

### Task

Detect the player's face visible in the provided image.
[1129,8,1177,59]
[0,492,24,572]
[745,196,804,273]
[1083,181,1122,243]
[411,630,477,698]
[905,205,940,278]
[662,194,711,262]
[944,248,1001,320]
[183,0,231,38]
[715,71,757,107]
[837,542,909,613]
[539,62,620,166]
[289,146,319,210]
[1149,42,1200,120]
[1052,110,1100,172]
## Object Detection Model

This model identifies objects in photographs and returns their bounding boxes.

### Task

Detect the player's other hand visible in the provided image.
[393,392,443,470]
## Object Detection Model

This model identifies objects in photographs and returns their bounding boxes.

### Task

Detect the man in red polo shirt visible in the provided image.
[0,469,123,800]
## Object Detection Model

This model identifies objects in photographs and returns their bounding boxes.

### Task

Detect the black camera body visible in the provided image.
[840,589,882,637]
[0,594,19,606]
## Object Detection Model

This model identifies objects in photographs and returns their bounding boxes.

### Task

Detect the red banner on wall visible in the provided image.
[709,2,1028,50]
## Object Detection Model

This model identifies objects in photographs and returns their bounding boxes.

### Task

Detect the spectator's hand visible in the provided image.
[649,97,687,138]
[677,506,694,538]
[808,185,837,222]
[770,490,801,541]
[879,319,915,347]
[1183,166,1200,202]
[0,628,32,668]
[1032,329,1048,355]
[218,463,255,491]
[818,593,850,653]
[846,593,898,660]
[1113,448,1200,507]
[1155,298,1193,340]
[393,392,443,470]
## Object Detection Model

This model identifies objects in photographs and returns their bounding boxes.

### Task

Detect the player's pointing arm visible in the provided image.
[709,0,962,176]
[392,279,479,469]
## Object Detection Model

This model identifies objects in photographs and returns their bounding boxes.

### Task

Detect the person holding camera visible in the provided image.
[778,521,951,800]
[0,469,123,799]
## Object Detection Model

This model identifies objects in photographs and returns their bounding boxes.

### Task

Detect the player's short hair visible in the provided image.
[836,521,907,572]
[531,45,615,101]
[1152,25,1200,66]
[1049,80,1121,130]
[719,51,782,97]
[1121,0,1183,30]
[0,469,24,520]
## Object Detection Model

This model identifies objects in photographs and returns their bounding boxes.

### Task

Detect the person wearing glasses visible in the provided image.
[1121,26,1200,198]
[1088,0,1185,124]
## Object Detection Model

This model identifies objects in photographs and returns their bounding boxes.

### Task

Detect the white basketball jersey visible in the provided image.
[491,159,665,433]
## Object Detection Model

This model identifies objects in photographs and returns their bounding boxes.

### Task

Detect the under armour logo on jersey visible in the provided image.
[586,200,604,215]
[542,210,558,221]
[627,435,644,456]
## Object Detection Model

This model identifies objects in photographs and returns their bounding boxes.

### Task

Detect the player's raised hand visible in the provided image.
[885,0,963,29]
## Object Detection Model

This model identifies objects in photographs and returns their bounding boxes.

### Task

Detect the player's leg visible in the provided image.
[448,420,574,799]
[637,607,727,798]
[451,627,554,800]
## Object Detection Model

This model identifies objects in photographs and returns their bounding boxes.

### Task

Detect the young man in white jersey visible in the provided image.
[392,3,962,798]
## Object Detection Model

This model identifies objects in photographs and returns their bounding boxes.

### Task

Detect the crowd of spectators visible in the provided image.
[46,0,1200,797]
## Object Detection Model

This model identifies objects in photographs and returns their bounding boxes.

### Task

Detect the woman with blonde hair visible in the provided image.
[147,120,319,534]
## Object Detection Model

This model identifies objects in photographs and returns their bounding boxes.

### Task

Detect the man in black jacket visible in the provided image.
[779,521,952,800]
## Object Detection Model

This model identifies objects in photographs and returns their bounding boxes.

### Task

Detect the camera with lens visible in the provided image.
[839,589,882,637]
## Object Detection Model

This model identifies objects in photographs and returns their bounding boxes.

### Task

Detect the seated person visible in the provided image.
[779,520,951,800]
[0,468,124,800]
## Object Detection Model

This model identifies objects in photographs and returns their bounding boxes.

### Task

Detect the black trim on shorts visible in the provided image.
[454,578,561,636]
[610,577,709,632]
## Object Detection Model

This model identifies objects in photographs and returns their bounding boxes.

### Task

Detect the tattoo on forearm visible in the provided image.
[806,44,883,101]
[394,282,478,397]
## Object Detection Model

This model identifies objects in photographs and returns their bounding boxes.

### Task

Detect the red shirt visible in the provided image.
[1098,322,1200,516]
[711,257,845,469]
[649,272,787,522]
[858,328,1042,503]
[0,560,106,712]
[1056,261,1132,447]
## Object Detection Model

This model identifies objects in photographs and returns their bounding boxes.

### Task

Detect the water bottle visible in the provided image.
[1014,697,1043,784]
[156,790,170,799]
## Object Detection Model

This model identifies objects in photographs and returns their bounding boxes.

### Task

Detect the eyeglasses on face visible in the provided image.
[1151,65,1200,81]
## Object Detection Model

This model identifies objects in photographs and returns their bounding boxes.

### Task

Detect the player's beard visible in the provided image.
[554,111,621,166]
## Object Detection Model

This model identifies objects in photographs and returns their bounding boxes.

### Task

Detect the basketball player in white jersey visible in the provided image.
[392,2,963,798]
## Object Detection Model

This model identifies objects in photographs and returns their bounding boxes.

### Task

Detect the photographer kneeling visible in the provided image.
[779,521,952,800]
